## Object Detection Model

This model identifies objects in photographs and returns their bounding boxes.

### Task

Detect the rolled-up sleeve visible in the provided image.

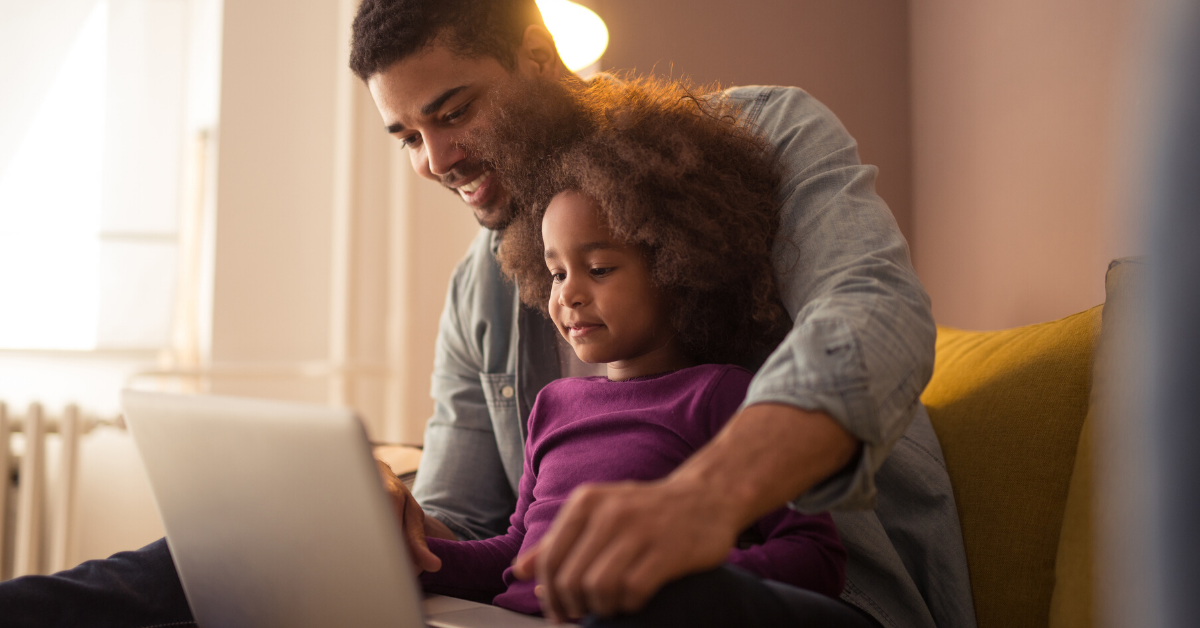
[730,87,936,512]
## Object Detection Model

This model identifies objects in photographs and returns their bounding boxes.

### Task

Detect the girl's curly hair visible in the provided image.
[469,75,791,367]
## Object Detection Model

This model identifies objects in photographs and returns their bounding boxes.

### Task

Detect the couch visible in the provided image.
[920,258,1142,628]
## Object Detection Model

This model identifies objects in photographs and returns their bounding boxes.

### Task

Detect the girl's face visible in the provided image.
[542,191,691,380]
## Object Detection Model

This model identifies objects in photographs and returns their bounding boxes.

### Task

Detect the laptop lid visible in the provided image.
[122,389,425,628]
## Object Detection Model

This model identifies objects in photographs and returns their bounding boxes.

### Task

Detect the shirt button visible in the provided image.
[501,385,515,399]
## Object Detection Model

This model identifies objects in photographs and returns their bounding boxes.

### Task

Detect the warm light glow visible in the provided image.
[536,0,608,73]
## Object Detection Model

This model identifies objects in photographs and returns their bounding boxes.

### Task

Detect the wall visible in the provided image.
[389,155,480,445]
[579,0,914,239]
[910,0,1145,330]
[208,0,340,402]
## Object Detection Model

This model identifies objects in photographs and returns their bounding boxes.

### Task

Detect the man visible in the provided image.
[352,1,974,627]
[0,1,974,627]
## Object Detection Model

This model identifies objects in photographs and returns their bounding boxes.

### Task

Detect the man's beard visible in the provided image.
[457,74,588,231]
[470,189,519,231]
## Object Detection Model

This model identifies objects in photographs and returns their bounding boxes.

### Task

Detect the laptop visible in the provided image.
[121,390,570,628]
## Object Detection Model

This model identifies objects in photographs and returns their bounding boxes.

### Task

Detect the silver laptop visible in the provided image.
[121,390,568,628]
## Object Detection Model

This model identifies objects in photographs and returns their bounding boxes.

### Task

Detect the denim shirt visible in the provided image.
[412,86,977,628]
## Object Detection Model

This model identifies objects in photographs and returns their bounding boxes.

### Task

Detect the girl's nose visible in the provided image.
[558,275,588,308]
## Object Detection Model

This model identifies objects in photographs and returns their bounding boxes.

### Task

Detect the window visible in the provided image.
[0,0,218,413]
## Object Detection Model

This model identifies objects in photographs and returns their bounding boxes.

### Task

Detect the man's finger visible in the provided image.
[550,507,624,619]
[533,584,563,624]
[534,487,602,619]
[512,543,542,580]
[578,532,647,618]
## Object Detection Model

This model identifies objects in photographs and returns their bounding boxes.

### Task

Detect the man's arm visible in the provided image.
[515,405,856,619]
[373,229,517,567]
[515,87,936,619]
[410,229,519,542]
[375,230,516,570]
[741,86,936,512]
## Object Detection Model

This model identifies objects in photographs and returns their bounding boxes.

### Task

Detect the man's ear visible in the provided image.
[517,25,565,79]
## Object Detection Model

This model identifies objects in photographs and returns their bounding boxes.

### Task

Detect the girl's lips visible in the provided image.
[567,323,603,338]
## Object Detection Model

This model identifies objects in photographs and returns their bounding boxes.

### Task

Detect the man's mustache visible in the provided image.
[440,161,492,190]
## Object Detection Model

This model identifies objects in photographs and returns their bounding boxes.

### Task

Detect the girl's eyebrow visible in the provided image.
[578,240,618,253]
[544,241,617,260]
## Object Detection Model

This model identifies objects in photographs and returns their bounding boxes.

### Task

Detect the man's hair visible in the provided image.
[469,76,792,367]
[350,0,546,80]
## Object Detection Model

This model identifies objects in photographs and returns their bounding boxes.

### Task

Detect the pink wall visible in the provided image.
[579,0,914,239]
[910,0,1144,330]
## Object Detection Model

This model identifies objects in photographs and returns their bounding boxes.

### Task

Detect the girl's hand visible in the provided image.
[375,458,452,574]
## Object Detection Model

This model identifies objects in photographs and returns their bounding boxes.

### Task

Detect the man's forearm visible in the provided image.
[513,401,861,619]
[668,402,859,533]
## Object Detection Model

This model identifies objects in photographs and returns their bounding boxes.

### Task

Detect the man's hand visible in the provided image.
[375,459,457,573]
[512,403,859,621]
[513,477,739,621]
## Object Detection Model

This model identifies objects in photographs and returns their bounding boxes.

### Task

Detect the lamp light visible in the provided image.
[536,0,609,73]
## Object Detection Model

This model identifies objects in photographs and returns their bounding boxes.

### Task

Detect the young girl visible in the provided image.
[419,76,866,627]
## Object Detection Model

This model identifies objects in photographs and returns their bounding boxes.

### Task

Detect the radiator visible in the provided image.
[0,402,119,581]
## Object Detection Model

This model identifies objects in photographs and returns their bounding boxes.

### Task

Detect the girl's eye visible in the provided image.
[590,267,614,277]
[550,271,566,283]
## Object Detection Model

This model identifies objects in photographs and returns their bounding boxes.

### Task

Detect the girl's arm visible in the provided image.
[419,532,524,602]
[419,444,539,602]
[725,508,847,599]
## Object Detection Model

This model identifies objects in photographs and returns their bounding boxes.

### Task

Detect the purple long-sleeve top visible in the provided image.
[420,364,846,615]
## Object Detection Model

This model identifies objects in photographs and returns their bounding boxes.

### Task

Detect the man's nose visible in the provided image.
[425,130,466,178]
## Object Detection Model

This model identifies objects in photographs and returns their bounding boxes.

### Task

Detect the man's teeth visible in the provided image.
[458,172,489,194]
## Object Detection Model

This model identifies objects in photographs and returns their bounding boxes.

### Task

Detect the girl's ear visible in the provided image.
[517,25,565,79]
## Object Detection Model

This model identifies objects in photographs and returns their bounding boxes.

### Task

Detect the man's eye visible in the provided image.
[445,102,472,123]
[590,267,614,277]
[399,133,421,148]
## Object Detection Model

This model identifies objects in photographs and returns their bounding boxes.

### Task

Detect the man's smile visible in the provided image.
[451,169,496,207]
[458,171,489,194]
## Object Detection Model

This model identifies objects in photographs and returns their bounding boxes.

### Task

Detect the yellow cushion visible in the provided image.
[921,306,1102,628]
[1047,407,1095,628]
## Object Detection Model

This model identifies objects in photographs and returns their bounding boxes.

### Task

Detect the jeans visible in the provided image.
[0,540,879,628]
[0,538,193,628]
[582,565,881,628]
